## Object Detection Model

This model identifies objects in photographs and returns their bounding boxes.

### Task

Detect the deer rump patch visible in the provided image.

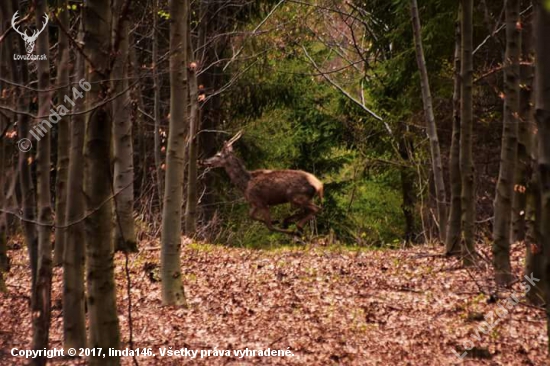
[246,170,319,206]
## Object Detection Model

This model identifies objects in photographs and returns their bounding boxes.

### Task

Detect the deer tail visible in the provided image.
[317,185,324,205]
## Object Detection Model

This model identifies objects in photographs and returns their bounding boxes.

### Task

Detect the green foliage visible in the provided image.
[207,0,471,247]
[210,13,408,246]
[157,10,170,20]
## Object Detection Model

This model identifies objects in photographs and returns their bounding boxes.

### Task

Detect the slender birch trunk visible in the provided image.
[512,12,534,243]
[83,0,121,363]
[0,104,6,293]
[112,0,136,253]
[153,0,164,205]
[32,2,53,363]
[53,0,71,266]
[0,14,8,293]
[525,135,544,305]
[2,0,39,296]
[62,21,87,350]
[446,14,462,255]
[460,0,476,266]
[533,0,550,352]
[493,0,521,286]
[409,0,447,243]
[185,29,200,236]
[161,0,188,306]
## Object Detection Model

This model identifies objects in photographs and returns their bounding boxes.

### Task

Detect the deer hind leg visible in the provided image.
[252,205,296,234]
[282,210,306,229]
[286,195,318,231]
[296,201,322,231]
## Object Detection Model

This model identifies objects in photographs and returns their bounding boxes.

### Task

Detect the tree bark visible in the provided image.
[397,124,416,243]
[53,0,71,266]
[32,2,53,363]
[460,0,476,266]
[512,12,534,243]
[0,103,7,294]
[516,10,544,305]
[3,0,39,298]
[153,0,164,206]
[62,21,87,350]
[161,0,189,306]
[185,30,200,236]
[525,136,545,305]
[112,0,137,253]
[128,34,148,196]
[0,11,9,293]
[493,0,521,286]
[83,0,121,364]
[446,15,462,255]
[533,0,550,352]
[409,0,447,243]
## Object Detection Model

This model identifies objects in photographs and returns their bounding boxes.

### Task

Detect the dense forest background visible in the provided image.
[1,0,550,364]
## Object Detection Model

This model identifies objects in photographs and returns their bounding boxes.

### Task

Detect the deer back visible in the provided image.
[246,169,322,206]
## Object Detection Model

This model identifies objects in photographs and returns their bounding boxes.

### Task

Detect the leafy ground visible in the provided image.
[0,238,547,365]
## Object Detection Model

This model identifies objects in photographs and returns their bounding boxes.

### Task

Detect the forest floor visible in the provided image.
[0,237,547,365]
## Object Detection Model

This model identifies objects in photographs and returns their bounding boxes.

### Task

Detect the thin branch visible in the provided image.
[0,81,136,119]
[0,180,133,228]
[472,4,533,55]
[222,0,285,71]
[301,46,387,126]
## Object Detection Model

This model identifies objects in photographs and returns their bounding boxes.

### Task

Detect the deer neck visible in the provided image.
[224,154,251,192]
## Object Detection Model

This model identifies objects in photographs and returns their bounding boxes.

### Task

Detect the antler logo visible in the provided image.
[11,11,49,54]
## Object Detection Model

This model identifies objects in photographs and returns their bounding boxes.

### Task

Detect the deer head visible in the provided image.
[201,131,243,168]
[12,11,49,54]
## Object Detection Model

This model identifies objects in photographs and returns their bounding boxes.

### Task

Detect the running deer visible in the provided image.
[201,131,323,235]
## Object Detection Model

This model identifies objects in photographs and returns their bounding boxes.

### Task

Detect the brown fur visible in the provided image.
[202,132,323,234]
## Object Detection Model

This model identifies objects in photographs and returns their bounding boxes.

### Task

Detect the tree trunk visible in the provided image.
[0,106,7,293]
[512,12,534,243]
[460,0,476,266]
[185,31,199,236]
[1,0,38,304]
[533,0,550,352]
[493,0,521,286]
[62,21,87,350]
[128,34,149,197]
[516,11,544,305]
[32,2,53,363]
[397,124,416,243]
[409,0,447,243]
[161,0,188,306]
[153,0,164,206]
[446,15,462,255]
[53,0,71,266]
[112,0,136,253]
[525,139,545,305]
[0,14,9,293]
[83,0,121,364]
